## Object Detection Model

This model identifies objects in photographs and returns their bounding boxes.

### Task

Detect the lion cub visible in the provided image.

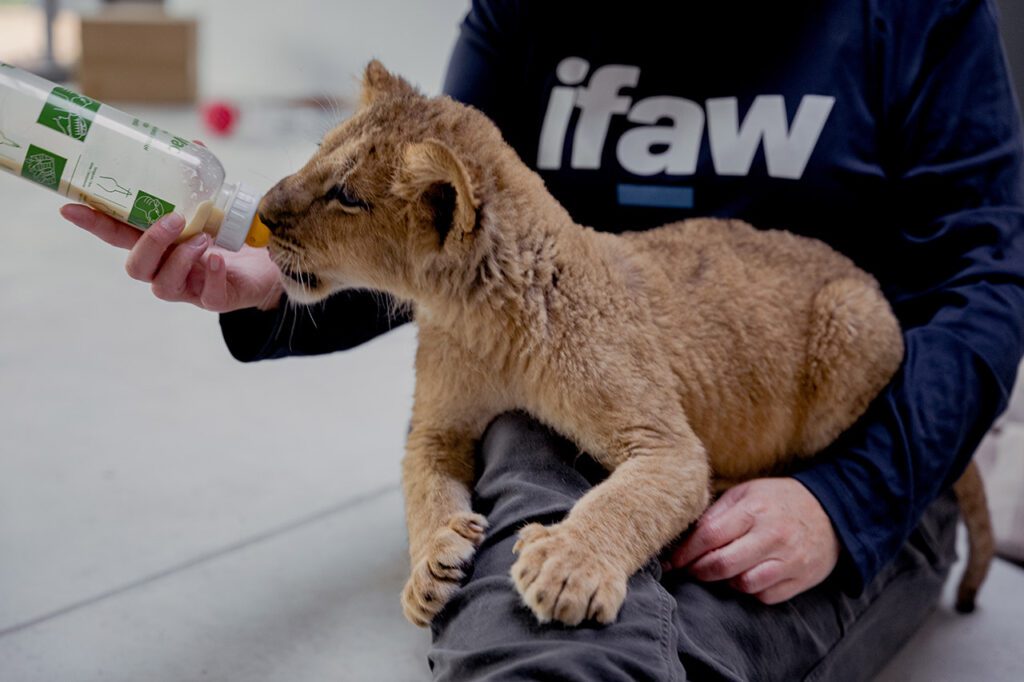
[259,61,992,626]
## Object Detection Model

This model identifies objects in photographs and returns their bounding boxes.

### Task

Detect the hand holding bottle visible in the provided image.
[0,63,281,312]
[61,204,284,312]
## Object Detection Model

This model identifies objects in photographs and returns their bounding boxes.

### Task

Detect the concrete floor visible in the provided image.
[1,105,1022,681]
[0,105,431,681]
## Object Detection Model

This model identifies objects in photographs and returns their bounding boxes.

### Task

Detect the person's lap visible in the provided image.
[428,412,959,682]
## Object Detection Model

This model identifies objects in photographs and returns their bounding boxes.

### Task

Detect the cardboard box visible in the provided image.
[79,4,197,104]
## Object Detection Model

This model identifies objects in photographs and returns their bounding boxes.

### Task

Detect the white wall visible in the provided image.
[167,0,470,100]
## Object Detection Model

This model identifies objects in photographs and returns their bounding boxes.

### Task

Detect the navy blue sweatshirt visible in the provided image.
[220,0,1024,592]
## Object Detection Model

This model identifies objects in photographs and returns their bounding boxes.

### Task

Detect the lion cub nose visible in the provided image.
[258,211,289,235]
[259,177,305,235]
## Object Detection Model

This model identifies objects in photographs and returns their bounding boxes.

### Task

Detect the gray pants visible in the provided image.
[428,412,959,681]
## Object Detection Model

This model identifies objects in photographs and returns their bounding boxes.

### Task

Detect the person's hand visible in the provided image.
[60,204,284,313]
[665,477,840,604]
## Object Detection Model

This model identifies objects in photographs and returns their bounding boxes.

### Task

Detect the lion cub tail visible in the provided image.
[952,460,995,613]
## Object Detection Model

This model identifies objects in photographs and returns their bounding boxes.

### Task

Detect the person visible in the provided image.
[62,1,1024,679]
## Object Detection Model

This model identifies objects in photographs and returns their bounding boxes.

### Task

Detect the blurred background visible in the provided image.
[0,2,1022,681]
[0,0,464,97]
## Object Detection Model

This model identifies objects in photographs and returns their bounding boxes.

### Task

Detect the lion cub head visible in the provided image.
[259,60,504,305]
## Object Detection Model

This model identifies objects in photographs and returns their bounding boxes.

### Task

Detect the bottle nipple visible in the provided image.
[246,214,271,248]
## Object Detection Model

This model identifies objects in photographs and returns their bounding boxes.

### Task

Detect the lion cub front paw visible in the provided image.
[511,522,628,626]
[402,512,488,627]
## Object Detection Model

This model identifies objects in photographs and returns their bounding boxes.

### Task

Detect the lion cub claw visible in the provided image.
[402,512,489,627]
[511,522,628,626]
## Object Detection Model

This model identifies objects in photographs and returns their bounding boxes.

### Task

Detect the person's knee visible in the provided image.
[477,410,608,485]
[478,410,565,472]
[471,411,606,526]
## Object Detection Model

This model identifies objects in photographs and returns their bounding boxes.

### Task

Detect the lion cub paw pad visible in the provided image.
[510,524,628,626]
[401,513,490,627]
[447,511,489,546]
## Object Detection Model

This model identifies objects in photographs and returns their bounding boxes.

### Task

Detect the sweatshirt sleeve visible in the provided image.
[793,0,1024,592]
[218,291,410,362]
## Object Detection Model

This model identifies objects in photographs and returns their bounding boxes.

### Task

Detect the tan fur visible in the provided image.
[953,461,994,612]
[260,61,992,627]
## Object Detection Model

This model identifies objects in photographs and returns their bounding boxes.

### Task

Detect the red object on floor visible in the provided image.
[202,102,238,136]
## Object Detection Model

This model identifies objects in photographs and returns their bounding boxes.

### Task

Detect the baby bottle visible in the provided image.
[0,61,269,251]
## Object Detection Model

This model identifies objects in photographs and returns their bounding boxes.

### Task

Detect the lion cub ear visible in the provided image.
[360,59,417,107]
[394,139,481,246]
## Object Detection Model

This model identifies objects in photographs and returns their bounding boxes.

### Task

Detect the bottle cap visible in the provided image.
[215,182,262,251]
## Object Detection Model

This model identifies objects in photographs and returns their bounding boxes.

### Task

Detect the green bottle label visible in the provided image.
[21,144,67,190]
[37,86,101,142]
[128,190,175,228]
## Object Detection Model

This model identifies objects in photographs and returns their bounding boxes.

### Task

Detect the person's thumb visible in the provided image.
[199,252,229,311]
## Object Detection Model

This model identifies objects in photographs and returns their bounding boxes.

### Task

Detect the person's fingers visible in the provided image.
[124,213,186,282]
[199,252,228,311]
[687,529,773,582]
[184,262,206,300]
[728,559,786,595]
[754,578,801,605]
[669,497,756,568]
[60,204,141,250]
[150,233,210,301]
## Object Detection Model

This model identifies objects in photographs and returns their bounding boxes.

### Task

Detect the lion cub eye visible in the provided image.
[326,184,369,211]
